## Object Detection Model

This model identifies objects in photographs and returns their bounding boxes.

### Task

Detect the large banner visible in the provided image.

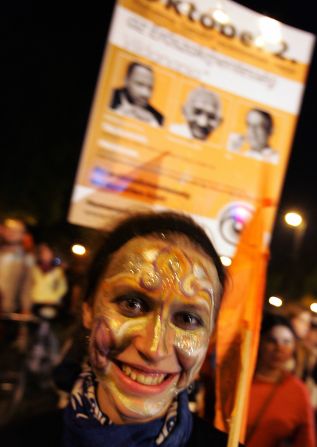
[68,0,315,258]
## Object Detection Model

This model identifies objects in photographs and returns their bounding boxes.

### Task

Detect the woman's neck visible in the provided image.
[255,365,284,383]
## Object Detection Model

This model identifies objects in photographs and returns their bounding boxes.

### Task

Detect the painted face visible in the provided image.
[259,325,295,371]
[83,236,220,424]
[184,93,221,140]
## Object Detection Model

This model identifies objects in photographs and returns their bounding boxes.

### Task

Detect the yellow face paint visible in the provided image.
[151,314,162,353]
[88,235,220,424]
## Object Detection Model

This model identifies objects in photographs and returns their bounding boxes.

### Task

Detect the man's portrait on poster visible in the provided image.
[169,87,222,141]
[109,61,164,127]
[227,108,279,164]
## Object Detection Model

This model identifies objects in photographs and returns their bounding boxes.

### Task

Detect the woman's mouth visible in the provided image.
[121,363,167,385]
[111,360,179,394]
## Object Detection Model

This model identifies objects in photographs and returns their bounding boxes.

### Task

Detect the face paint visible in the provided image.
[87,236,220,424]
[151,314,162,353]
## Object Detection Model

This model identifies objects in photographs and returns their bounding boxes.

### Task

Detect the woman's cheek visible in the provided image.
[89,315,147,372]
[173,329,208,388]
[89,317,114,371]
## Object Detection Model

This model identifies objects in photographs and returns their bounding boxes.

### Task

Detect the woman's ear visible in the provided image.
[82,302,93,329]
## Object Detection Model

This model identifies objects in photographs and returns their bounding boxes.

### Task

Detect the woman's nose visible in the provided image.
[134,314,172,362]
[275,341,291,352]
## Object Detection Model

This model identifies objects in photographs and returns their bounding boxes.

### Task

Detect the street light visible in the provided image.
[310,303,317,313]
[268,296,283,307]
[284,211,303,227]
[282,210,307,299]
[71,244,86,256]
[283,210,306,260]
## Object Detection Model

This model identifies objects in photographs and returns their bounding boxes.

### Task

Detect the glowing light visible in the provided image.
[284,212,303,227]
[213,9,230,24]
[258,16,282,45]
[219,202,253,246]
[72,244,86,256]
[254,36,265,48]
[310,303,317,313]
[268,296,283,307]
[179,2,191,14]
[220,256,232,267]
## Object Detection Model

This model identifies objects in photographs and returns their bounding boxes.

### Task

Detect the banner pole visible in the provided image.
[226,327,252,447]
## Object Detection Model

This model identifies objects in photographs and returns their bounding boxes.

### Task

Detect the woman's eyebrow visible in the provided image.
[115,289,156,307]
[175,300,210,315]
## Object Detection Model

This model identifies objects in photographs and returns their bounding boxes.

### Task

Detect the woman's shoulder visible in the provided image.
[187,415,244,446]
[284,371,308,388]
[283,372,312,400]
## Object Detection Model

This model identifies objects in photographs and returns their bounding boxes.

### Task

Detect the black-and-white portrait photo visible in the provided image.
[169,87,222,141]
[227,108,279,164]
[109,61,164,127]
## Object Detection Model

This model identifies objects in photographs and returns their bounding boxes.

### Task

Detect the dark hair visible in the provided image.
[85,211,226,305]
[260,311,296,338]
[126,61,153,79]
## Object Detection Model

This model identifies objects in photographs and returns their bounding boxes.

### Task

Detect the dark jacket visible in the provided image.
[1,411,244,447]
[188,414,244,446]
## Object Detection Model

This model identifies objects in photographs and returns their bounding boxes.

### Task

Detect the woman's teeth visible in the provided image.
[121,364,167,385]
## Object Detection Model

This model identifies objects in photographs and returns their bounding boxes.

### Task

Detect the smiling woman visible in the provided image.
[62,210,235,447]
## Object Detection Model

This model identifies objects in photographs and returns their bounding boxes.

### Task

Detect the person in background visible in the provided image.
[0,218,34,314]
[30,242,68,320]
[285,304,317,415]
[62,210,242,446]
[305,318,317,352]
[170,87,222,141]
[282,303,317,386]
[304,318,317,416]
[110,61,164,127]
[26,243,69,383]
[285,303,312,341]
[245,312,315,447]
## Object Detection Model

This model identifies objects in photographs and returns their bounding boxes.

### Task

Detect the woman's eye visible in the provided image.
[116,295,149,317]
[173,312,203,330]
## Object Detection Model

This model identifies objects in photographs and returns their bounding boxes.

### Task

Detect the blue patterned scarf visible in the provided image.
[63,369,193,447]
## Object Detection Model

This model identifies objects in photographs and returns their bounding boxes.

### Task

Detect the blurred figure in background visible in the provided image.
[283,303,312,378]
[0,218,34,314]
[30,242,68,320]
[246,312,315,447]
[284,303,312,341]
[304,318,317,414]
[282,303,317,407]
[3,243,70,427]
[29,242,72,358]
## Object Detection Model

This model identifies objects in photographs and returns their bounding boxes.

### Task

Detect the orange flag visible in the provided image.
[214,206,270,446]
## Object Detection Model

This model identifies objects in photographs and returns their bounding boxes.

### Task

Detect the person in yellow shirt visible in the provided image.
[30,243,68,319]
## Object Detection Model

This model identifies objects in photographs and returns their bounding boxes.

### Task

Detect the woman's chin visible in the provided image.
[117,405,166,425]
[97,362,178,424]
[104,390,171,425]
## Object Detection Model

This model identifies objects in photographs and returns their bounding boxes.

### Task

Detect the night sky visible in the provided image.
[2,1,317,299]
